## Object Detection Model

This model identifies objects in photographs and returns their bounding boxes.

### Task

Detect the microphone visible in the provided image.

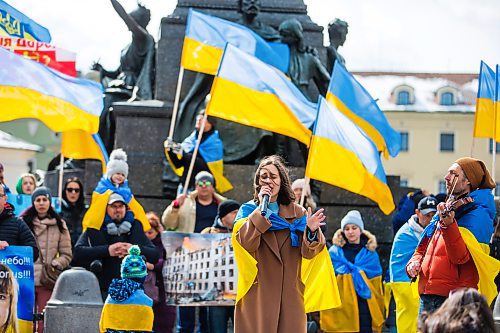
[260,194,270,216]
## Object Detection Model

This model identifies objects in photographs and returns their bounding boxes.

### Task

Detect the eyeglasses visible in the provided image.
[197,180,212,187]
[66,188,80,193]
[0,194,5,198]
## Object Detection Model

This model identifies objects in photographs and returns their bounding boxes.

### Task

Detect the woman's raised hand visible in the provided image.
[306,207,326,232]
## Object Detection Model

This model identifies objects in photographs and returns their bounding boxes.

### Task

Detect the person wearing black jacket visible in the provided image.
[165,110,217,194]
[60,177,88,246]
[0,184,38,260]
[72,193,158,299]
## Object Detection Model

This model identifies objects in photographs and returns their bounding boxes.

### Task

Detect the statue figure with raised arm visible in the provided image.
[92,0,155,153]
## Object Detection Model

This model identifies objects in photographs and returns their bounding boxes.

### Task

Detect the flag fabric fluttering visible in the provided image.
[207,43,316,146]
[0,0,51,42]
[0,47,103,133]
[61,131,109,174]
[473,61,498,141]
[306,97,395,215]
[181,9,289,75]
[327,63,401,159]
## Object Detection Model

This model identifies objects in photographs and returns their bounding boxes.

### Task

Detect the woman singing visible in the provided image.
[232,155,333,333]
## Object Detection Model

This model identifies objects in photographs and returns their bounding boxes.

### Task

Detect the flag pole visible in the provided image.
[299,176,310,207]
[300,97,323,208]
[492,97,497,189]
[57,150,64,206]
[168,66,185,139]
[493,66,499,193]
[182,112,207,196]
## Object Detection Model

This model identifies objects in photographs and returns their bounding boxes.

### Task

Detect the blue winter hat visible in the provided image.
[340,210,364,231]
[31,186,51,204]
[120,245,147,279]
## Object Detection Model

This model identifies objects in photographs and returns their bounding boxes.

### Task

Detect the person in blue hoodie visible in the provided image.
[99,245,154,333]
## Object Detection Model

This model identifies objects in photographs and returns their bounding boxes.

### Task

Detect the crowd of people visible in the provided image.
[0,150,499,333]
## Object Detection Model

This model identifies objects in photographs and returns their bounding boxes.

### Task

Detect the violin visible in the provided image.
[440,196,474,219]
[440,172,476,219]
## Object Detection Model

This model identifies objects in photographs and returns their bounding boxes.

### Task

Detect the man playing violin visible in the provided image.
[406,157,496,313]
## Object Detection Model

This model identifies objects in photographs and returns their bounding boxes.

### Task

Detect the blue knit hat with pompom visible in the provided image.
[120,245,147,279]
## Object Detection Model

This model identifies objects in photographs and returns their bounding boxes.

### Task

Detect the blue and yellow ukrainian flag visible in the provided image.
[0,47,103,133]
[61,131,109,174]
[327,63,400,158]
[207,43,317,146]
[181,8,289,75]
[99,289,153,333]
[168,130,233,193]
[473,61,498,140]
[306,97,395,215]
[388,224,420,333]
[0,0,51,42]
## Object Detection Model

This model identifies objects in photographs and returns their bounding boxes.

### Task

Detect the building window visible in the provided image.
[440,133,454,152]
[400,179,408,187]
[440,92,454,105]
[438,180,446,193]
[489,139,500,154]
[397,91,411,105]
[400,132,409,152]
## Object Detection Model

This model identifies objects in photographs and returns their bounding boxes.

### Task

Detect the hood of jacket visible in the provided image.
[332,228,378,251]
[469,188,496,221]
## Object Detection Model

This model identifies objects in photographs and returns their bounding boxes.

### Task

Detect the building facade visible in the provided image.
[0,130,42,189]
[355,72,499,195]
[164,236,236,304]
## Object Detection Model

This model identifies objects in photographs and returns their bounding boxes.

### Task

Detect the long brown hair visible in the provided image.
[418,288,495,333]
[253,155,295,206]
[0,263,19,333]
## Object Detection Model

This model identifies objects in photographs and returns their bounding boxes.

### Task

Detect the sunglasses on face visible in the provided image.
[197,180,212,187]
[66,188,80,193]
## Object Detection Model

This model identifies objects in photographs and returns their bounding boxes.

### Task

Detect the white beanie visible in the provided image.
[340,210,364,231]
[106,148,129,179]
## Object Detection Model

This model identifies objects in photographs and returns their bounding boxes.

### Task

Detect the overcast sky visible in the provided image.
[9,0,500,74]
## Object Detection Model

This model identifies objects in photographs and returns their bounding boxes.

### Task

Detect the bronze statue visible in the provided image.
[278,19,330,100]
[93,0,155,152]
[326,18,348,74]
[173,0,281,162]
[272,19,330,166]
[237,0,280,41]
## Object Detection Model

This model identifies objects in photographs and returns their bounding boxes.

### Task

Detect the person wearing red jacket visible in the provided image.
[406,157,496,313]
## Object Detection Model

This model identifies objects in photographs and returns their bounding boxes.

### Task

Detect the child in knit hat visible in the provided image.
[82,149,151,231]
[99,245,154,333]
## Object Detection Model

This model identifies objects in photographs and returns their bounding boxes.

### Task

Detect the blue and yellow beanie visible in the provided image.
[120,245,147,279]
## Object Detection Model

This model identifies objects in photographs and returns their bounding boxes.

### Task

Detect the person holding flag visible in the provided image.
[406,157,499,313]
[165,109,232,195]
